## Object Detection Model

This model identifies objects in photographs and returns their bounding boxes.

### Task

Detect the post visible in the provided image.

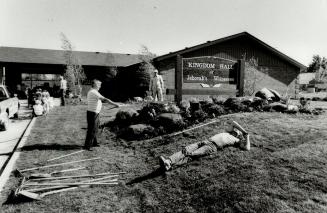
[1,67,5,85]
[175,55,183,103]
[237,59,245,97]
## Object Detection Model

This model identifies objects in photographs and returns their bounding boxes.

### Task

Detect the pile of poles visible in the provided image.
[12,150,125,201]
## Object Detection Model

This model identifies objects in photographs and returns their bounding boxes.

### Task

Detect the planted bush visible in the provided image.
[223,97,248,112]
[120,124,155,140]
[156,113,186,132]
[114,108,139,127]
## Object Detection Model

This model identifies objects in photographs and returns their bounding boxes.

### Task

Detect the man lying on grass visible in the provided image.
[159,120,250,171]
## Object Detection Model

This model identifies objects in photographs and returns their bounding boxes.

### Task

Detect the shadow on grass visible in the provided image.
[2,190,36,205]
[18,143,81,151]
[126,167,166,185]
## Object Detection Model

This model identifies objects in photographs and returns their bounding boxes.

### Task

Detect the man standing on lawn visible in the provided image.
[84,79,121,151]
[59,75,67,106]
[149,69,164,101]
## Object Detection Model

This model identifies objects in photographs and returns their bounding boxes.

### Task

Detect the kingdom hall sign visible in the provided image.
[183,57,237,85]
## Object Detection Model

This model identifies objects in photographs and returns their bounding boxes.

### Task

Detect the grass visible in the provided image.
[1,104,327,212]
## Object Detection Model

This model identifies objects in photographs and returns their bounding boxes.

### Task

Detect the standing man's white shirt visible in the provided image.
[87,89,103,113]
[60,79,67,90]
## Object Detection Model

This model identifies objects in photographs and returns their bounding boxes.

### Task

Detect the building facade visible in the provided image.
[0,47,142,98]
[153,32,307,100]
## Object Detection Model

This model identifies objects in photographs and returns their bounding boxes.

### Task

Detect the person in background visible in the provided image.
[59,75,67,106]
[149,69,164,101]
[41,90,50,115]
[15,84,27,99]
[33,100,44,116]
[159,120,250,171]
[84,79,122,151]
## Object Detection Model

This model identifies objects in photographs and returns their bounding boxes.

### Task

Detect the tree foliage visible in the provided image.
[307,55,327,83]
[244,57,267,96]
[60,33,86,95]
[136,45,157,93]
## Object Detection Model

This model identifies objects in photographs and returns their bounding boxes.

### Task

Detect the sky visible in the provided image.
[0,0,326,66]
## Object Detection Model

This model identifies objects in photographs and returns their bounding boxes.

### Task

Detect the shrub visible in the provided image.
[312,97,321,101]
[250,98,268,111]
[190,109,208,123]
[189,98,201,112]
[156,113,186,132]
[179,100,190,111]
[223,97,248,112]
[166,103,181,113]
[211,96,226,105]
[114,108,139,127]
[120,124,155,140]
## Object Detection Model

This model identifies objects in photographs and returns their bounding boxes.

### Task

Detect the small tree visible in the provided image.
[243,57,267,96]
[60,33,86,96]
[307,55,327,83]
[136,45,157,96]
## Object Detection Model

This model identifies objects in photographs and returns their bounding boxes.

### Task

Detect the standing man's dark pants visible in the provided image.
[84,111,100,149]
[60,89,65,106]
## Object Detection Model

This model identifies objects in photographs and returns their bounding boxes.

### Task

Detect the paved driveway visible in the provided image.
[0,100,32,171]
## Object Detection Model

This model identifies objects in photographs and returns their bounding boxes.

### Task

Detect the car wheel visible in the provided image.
[13,102,20,119]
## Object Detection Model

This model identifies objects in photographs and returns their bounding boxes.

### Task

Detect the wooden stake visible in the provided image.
[25,182,118,186]
[20,157,101,172]
[47,150,85,162]
[28,175,120,192]
[28,173,122,181]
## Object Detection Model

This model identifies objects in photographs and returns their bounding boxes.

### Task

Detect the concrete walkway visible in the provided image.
[0,100,34,191]
[0,100,32,168]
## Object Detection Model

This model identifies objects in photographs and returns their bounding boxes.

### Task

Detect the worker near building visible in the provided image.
[59,75,67,106]
[159,120,250,171]
[84,79,121,151]
[149,69,164,101]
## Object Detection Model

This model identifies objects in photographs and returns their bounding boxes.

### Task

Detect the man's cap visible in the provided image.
[154,70,158,73]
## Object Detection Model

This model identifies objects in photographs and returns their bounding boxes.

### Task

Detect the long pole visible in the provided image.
[20,157,101,172]
[47,150,85,162]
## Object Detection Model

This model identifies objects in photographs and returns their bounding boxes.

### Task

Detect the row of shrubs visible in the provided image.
[301,97,327,102]
[105,96,324,141]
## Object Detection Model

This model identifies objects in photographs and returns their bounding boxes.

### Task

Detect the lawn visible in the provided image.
[1,104,327,212]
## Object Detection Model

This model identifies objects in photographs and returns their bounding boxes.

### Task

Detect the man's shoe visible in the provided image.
[245,134,251,151]
[159,156,171,171]
[240,135,251,151]
[83,146,93,151]
[93,144,100,147]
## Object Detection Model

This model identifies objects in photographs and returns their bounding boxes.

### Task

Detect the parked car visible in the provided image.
[0,85,20,131]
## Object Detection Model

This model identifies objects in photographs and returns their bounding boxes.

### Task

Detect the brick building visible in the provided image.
[153,32,307,100]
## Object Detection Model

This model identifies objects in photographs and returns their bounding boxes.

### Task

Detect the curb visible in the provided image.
[0,117,36,192]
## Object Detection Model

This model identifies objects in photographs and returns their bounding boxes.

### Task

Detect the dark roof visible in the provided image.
[154,32,306,70]
[0,46,142,67]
